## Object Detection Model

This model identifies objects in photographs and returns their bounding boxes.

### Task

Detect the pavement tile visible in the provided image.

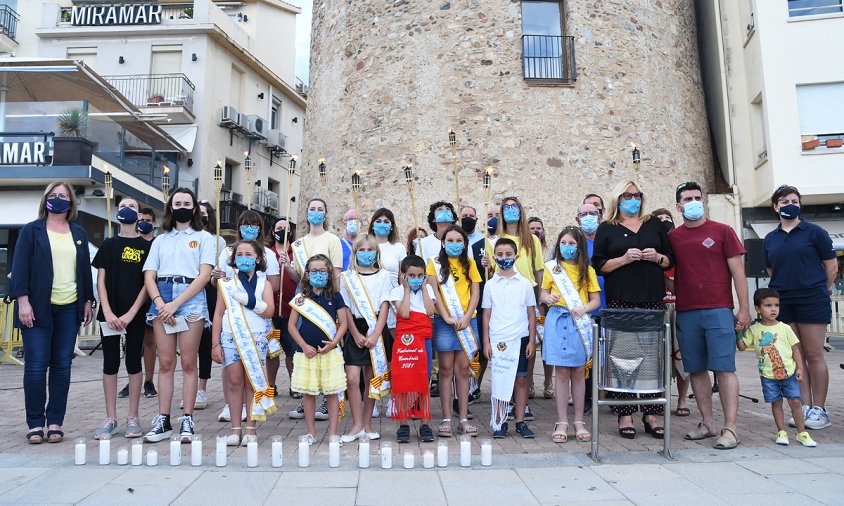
[775,473,843,504]
[0,467,48,491]
[357,470,446,506]
[266,487,357,506]
[720,492,822,505]
[275,470,359,488]
[170,471,279,505]
[516,467,628,504]
[439,469,538,505]
[802,457,844,474]
[665,462,791,495]
[78,468,202,506]
[0,467,125,504]
[736,457,830,476]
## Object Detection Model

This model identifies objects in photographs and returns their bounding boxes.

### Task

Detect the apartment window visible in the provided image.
[271,96,282,130]
[224,161,234,195]
[151,45,182,75]
[750,95,768,162]
[66,47,97,68]
[788,0,843,17]
[797,83,844,149]
[520,1,575,83]
[230,65,244,109]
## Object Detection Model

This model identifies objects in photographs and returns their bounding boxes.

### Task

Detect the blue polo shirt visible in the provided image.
[586,237,607,310]
[763,219,835,296]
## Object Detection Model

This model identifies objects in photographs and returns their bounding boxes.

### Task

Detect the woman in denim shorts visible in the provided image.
[142,188,217,443]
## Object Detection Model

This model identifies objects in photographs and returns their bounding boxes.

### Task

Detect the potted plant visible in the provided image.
[826,138,843,148]
[52,108,96,165]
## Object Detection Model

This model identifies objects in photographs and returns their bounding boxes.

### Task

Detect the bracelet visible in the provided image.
[152,295,162,302]
[212,344,221,350]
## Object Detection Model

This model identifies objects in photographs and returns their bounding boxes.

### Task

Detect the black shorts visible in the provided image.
[271,317,296,357]
[778,287,831,324]
[516,336,530,377]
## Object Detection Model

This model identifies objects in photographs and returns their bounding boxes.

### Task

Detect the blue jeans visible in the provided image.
[22,303,79,429]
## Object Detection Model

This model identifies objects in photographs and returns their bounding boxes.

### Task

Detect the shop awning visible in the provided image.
[0,58,185,153]
[750,220,844,250]
[160,124,198,152]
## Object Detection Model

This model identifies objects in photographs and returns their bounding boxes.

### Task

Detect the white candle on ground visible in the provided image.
[298,435,309,468]
[215,437,227,467]
[146,448,158,466]
[423,450,435,469]
[117,446,129,465]
[381,443,393,469]
[481,439,492,466]
[459,437,471,467]
[358,439,370,468]
[131,441,143,466]
[328,436,341,468]
[437,442,448,468]
[403,451,414,469]
[191,436,202,467]
[271,437,283,468]
[169,438,181,466]
[99,437,111,465]
[247,439,258,468]
[74,438,87,465]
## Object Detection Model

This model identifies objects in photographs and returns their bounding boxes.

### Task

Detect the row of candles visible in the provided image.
[74,434,494,469]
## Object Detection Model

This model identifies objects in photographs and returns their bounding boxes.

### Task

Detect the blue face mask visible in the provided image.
[407,276,425,292]
[779,204,800,220]
[356,251,376,267]
[117,207,138,224]
[235,256,256,273]
[239,225,259,240]
[309,271,329,288]
[373,222,392,237]
[136,220,154,235]
[487,216,499,234]
[434,209,454,223]
[619,198,642,215]
[495,257,516,271]
[503,206,521,223]
[45,197,71,214]
[444,242,465,257]
[346,220,358,236]
[307,211,326,225]
[560,245,578,261]
[580,215,599,234]
[682,201,705,221]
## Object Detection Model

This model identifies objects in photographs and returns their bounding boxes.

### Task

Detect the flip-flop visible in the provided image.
[675,407,690,417]
[714,427,740,450]
[685,421,716,440]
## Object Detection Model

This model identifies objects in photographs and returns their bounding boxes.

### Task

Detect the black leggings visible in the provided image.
[102,320,145,375]
[198,283,217,381]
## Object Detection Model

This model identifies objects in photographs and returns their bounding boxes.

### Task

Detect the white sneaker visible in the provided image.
[385,398,393,419]
[218,405,231,422]
[372,404,380,418]
[805,406,831,430]
[787,405,809,428]
[194,390,208,410]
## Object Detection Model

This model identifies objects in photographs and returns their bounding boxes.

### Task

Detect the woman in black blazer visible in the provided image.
[10,181,94,444]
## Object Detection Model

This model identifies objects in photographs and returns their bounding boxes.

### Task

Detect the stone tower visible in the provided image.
[301,0,713,236]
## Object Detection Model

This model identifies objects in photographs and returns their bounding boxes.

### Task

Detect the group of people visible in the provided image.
[10,178,836,451]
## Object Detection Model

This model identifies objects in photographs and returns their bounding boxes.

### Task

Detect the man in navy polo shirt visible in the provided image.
[669,182,750,450]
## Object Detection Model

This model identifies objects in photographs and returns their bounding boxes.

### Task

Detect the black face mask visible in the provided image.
[273,230,288,244]
[461,217,477,234]
[172,207,194,224]
[662,220,675,233]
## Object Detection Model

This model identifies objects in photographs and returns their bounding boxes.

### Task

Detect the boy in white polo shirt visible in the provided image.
[482,238,537,439]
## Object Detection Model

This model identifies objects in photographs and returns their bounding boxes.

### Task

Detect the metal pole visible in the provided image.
[591,322,600,462]
[661,321,674,460]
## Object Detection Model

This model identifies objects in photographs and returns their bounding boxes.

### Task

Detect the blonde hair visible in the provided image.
[350,234,382,271]
[38,181,78,221]
[496,196,537,261]
[606,179,649,225]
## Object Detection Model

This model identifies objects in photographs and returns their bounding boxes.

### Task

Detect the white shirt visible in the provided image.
[340,269,393,319]
[481,271,536,342]
[416,234,442,262]
[143,228,216,277]
[377,241,405,328]
[389,284,436,315]
[217,246,280,279]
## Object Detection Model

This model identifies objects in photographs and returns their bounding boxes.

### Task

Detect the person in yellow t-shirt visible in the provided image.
[426,225,481,437]
[737,288,816,447]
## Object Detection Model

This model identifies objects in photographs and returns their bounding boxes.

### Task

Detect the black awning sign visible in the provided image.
[71,4,163,26]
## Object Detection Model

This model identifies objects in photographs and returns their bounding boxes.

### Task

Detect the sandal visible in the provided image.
[437,418,452,438]
[47,429,64,443]
[642,415,665,440]
[241,427,257,446]
[419,424,435,443]
[458,418,478,437]
[675,407,690,417]
[685,421,716,441]
[396,424,411,444]
[26,429,44,444]
[543,383,555,399]
[552,422,568,443]
[528,385,536,399]
[617,416,636,440]
[574,421,591,442]
[714,427,740,450]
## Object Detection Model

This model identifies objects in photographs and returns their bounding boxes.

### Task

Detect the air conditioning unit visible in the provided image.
[266,129,287,150]
[230,192,243,204]
[219,106,238,127]
[246,115,268,140]
[236,113,250,131]
[264,190,279,212]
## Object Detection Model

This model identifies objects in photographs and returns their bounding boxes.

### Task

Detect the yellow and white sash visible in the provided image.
[291,238,309,275]
[218,277,277,421]
[289,293,346,418]
[545,260,593,359]
[342,271,391,399]
[433,258,479,372]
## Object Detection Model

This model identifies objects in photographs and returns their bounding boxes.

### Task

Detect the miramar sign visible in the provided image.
[0,142,47,165]
[71,3,163,27]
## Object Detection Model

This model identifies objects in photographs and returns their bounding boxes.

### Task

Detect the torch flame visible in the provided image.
[318,157,325,163]
[629,142,636,149]
[163,165,170,174]
[485,166,493,175]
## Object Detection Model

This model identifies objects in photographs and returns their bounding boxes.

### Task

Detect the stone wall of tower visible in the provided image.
[300,0,713,237]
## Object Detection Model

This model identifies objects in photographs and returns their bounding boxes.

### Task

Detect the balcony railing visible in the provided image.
[60,3,194,24]
[0,5,18,40]
[219,199,279,232]
[522,35,576,83]
[103,73,195,114]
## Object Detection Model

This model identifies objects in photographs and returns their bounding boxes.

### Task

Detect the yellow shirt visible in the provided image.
[486,233,545,286]
[47,229,78,305]
[740,322,800,380]
[293,232,343,276]
[541,261,600,307]
[427,256,482,314]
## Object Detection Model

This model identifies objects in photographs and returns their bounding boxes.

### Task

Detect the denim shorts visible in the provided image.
[432,314,479,353]
[146,280,210,327]
[221,330,269,369]
[675,308,736,373]
[760,373,801,403]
